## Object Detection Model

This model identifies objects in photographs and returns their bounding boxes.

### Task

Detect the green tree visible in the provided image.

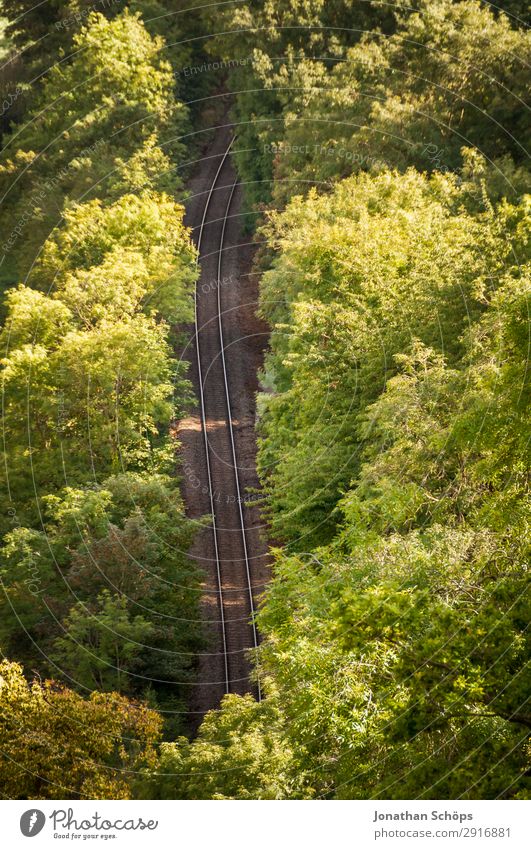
[274,0,531,205]
[0,10,188,283]
[140,693,303,799]
[0,474,203,722]
[0,659,161,799]
[250,256,530,799]
[54,590,155,692]
[256,169,527,545]
[202,0,396,211]
[31,191,197,325]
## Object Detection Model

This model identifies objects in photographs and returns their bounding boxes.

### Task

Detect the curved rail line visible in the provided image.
[195,136,261,700]
[218,176,262,702]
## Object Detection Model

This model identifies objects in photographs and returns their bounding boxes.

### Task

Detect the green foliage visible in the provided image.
[168,131,529,802]
[54,589,156,692]
[140,693,304,799]
[203,0,530,214]
[0,3,203,743]
[185,257,529,799]
[0,296,183,518]
[202,0,395,211]
[274,0,531,205]
[0,473,203,718]
[0,177,196,523]
[0,10,189,282]
[1,0,529,803]
[0,659,161,799]
[30,191,196,324]
[256,169,527,545]
[136,0,223,113]
[257,528,529,799]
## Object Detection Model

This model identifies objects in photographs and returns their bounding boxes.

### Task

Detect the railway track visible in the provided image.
[182,130,263,709]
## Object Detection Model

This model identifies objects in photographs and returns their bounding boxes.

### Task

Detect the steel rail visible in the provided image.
[217,176,262,702]
[195,136,235,694]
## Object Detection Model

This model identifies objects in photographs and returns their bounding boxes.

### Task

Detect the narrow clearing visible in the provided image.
[177,124,271,726]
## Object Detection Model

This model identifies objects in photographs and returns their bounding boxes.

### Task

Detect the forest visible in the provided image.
[0,0,529,800]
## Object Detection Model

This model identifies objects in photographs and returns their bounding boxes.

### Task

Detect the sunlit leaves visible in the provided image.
[0,659,161,799]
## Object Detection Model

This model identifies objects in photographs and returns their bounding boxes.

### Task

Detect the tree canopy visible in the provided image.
[0,4,205,771]
[0,659,161,798]
[141,0,531,801]
[0,0,529,802]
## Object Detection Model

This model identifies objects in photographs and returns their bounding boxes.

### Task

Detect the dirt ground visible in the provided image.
[176,123,271,729]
